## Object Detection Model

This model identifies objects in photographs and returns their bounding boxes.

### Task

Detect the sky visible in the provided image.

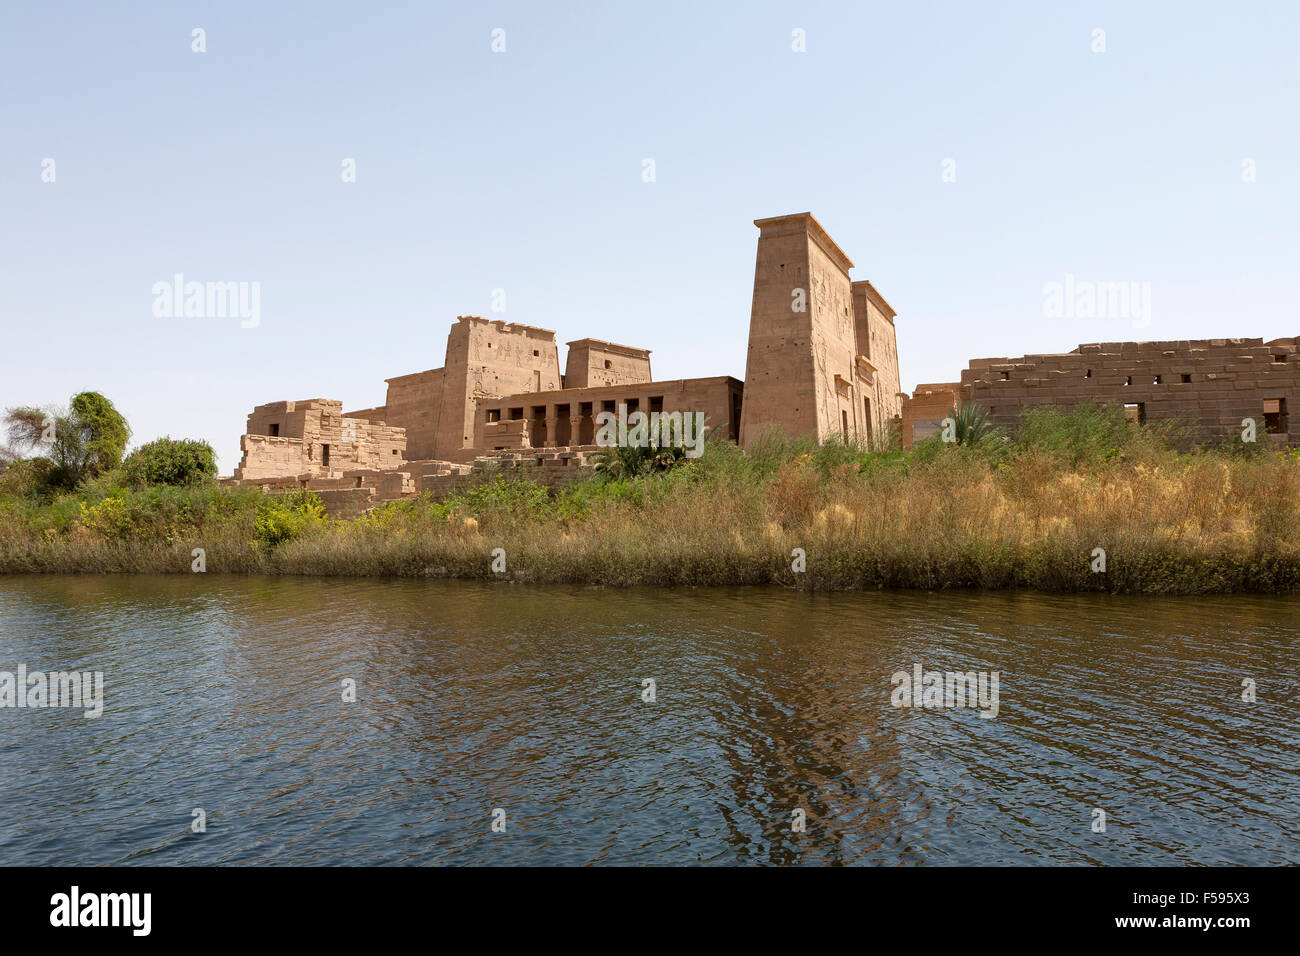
[3,1,1298,474]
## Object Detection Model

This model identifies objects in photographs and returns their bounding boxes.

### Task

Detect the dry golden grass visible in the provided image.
[4,422,1300,593]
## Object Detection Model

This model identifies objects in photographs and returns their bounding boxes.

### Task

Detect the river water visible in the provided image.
[0,576,1295,865]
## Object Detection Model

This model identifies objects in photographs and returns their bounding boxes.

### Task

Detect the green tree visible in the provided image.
[3,391,131,492]
[122,437,218,488]
[70,392,130,476]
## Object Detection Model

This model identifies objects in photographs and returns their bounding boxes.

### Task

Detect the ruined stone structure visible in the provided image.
[900,337,1300,446]
[234,400,407,481]
[227,212,906,511]
[477,377,742,451]
[899,383,962,446]
[226,210,1300,518]
[739,213,904,446]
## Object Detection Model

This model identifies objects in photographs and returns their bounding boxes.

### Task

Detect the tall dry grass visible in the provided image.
[4,404,1300,593]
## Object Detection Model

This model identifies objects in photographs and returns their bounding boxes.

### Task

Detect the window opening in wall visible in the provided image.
[604,360,612,369]
[1084,369,1092,379]
[1124,403,1145,425]
[533,350,539,357]
[625,398,639,414]
[321,444,331,467]
[1274,354,1287,363]
[268,423,279,436]
[841,409,849,436]
[508,407,524,420]
[649,396,664,413]
[1181,374,1192,383]
[1153,375,1162,385]
[1000,371,1010,380]
[1264,398,1288,434]
[1125,376,1133,386]
[486,409,501,423]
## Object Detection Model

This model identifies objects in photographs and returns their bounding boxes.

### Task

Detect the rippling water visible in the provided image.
[0,576,1296,865]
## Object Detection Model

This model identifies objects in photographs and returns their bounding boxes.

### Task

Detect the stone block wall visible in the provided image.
[235,399,407,480]
[383,368,444,461]
[739,213,903,449]
[900,383,963,445]
[475,376,742,450]
[564,339,652,388]
[959,337,1300,445]
[852,280,903,442]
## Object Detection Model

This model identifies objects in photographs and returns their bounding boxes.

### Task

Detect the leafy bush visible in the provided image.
[78,495,134,540]
[952,402,994,445]
[122,437,218,488]
[0,458,57,500]
[69,392,130,477]
[255,490,326,548]
[3,391,131,493]
[447,475,553,520]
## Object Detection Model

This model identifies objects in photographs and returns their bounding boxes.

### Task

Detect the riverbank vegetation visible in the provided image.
[3,401,1299,593]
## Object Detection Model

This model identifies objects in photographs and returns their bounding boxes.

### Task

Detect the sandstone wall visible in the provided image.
[738,213,902,449]
[384,368,444,460]
[739,214,822,444]
[235,399,407,479]
[475,376,742,449]
[853,280,903,442]
[564,339,653,389]
[900,383,964,445]
[434,316,563,460]
[962,337,1300,444]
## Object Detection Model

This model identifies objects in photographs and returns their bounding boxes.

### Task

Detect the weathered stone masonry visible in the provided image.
[226,212,907,513]
[901,337,1300,446]
[227,211,1300,519]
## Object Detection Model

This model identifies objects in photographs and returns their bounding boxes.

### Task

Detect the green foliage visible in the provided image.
[122,437,218,488]
[3,391,131,493]
[951,401,994,446]
[69,391,131,477]
[0,458,57,500]
[1012,401,1184,465]
[448,474,553,519]
[593,413,716,480]
[255,490,326,548]
[4,398,1300,594]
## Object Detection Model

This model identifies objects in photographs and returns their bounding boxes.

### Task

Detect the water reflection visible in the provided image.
[0,576,1295,865]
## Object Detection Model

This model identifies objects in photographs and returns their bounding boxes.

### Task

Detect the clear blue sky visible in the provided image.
[3,1,1298,473]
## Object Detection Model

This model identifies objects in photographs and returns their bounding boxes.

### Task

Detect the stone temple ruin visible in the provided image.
[225,212,905,514]
[900,337,1300,447]
[224,210,1299,514]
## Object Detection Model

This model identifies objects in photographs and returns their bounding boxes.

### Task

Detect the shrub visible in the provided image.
[69,391,131,477]
[0,458,57,500]
[122,437,218,488]
[255,490,326,548]
[446,475,553,521]
[952,401,994,445]
[3,391,131,493]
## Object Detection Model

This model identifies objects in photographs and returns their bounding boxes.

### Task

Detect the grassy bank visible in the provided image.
[3,405,1300,593]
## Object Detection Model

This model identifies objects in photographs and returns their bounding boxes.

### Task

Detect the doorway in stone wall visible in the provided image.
[530,406,547,446]
[554,404,571,445]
